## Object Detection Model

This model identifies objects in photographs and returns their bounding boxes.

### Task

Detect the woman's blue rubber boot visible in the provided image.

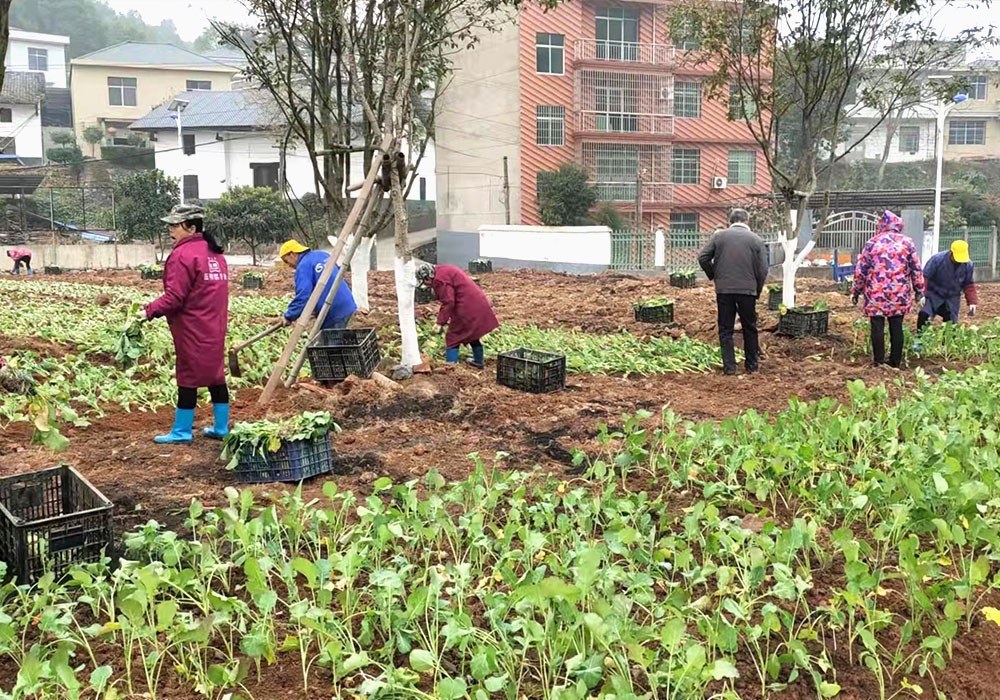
[154,408,195,444]
[445,347,460,363]
[203,403,230,440]
[467,344,485,369]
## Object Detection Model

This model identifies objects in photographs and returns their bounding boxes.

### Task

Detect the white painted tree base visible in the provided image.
[351,236,375,311]
[395,255,422,367]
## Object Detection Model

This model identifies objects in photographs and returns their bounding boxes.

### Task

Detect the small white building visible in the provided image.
[130,90,436,203]
[6,28,70,89]
[0,72,45,164]
[847,104,939,164]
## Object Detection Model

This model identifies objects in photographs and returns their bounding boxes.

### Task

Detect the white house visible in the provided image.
[0,72,45,164]
[847,103,939,164]
[6,28,70,89]
[129,89,436,203]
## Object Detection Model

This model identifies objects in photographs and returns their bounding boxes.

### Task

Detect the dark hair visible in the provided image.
[729,208,750,224]
[184,219,224,253]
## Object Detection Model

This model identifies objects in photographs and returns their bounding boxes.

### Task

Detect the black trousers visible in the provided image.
[870,315,904,368]
[717,294,759,372]
[177,384,229,410]
[917,302,953,332]
[12,256,30,273]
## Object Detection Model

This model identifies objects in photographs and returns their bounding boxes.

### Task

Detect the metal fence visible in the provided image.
[1,187,117,239]
[610,229,656,270]
[611,229,784,272]
[939,226,997,275]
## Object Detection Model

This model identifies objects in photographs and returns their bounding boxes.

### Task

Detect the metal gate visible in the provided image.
[813,211,879,253]
[610,230,655,270]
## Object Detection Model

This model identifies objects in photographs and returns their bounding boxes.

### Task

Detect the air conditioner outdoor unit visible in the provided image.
[659,87,672,101]
[711,176,728,190]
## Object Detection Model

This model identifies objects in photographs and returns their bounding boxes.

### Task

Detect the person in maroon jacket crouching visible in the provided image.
[416,264,499,368]
[141,205,230,444]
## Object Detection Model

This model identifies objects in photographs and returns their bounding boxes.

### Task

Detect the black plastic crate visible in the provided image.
[235,434,334,484]
[140,269,163,280]
[468,259,493,274]
[634,301,674,324]
[669,273,697,289]
[307,327,381,381]
[497,348,566,394]
[415,286,435,304]
[242,276,264,290]
[44,266,62,275]
[0,466,113,583]
[778,308,830,338]
[767,288,783,311]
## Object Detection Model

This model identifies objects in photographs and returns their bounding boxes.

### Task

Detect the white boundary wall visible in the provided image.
[15,244,157,270]
[478,225,612,270]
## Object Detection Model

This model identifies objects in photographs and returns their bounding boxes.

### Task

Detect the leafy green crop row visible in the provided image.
[1,365,999,698]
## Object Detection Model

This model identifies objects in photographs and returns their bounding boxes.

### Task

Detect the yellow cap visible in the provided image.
[951,240,970,264]
[276,239,309,261]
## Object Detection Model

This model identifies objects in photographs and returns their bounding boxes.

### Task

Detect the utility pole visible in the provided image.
[502,156,511,225]
[634,171,643,230]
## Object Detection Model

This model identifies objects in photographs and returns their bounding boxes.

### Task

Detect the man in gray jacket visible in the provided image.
[697,208,769,374]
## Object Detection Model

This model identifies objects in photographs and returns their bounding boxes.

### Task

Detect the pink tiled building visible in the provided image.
[436,0,771,236]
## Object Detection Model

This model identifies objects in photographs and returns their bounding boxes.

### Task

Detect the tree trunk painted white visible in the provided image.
[351,236,375,311]
[779,204,816,308]
[395,255,422,366]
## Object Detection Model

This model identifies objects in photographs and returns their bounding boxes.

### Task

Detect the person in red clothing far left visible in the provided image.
[139,204,231,445]
[6,247,33,275]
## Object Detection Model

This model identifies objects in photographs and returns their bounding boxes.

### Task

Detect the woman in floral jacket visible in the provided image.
[851,211,925,368]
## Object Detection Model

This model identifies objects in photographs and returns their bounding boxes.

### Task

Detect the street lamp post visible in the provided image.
[930,89,968,260]
[168,98,190,204]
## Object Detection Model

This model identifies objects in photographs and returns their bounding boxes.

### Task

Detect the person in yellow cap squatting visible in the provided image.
[277,240,357,330]
[917,239,979,333]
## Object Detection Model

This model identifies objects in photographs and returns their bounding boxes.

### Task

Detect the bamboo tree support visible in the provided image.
[282,201,378,387]
[258,138,389,405]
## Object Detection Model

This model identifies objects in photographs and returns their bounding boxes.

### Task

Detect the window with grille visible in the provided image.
[108,77,137,107]
[728,84,757,120]
[595,8,639,61]
[251,163,281,190]
[182,134,196,155]
[595,84,638,132]
[898,126,920,154]
[727,150,756,185]
[183,175,199,201]
[186,80,212,91]
[28,48,48,72]
[592,143,639,200]
[672,148,700,185]
[948,120,986,146]
[0,108,11,123]
[969,75,988,100]
[671,14,701,50]
[536,105,565,145]
[730,24,758,56]
[536,33,565,75]
[673,81,702,118]
[670,213,700,247]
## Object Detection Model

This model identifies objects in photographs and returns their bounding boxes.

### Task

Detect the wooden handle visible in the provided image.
[231,322,284,354]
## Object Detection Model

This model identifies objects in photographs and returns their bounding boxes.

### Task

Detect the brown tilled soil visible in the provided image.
[0,268,998,698]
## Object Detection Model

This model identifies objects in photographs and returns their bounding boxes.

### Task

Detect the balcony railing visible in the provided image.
[577,111,674,136]
[575,39,676,67]
[591,181,673,204]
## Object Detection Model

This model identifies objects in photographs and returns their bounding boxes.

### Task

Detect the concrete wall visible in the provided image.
[152,129,437,202]
[70,64,238,158]
[7,31,69,88]
[475,224,611,273]
[435,15,521,234]
[23,243,157,270]
[0,103,43,159]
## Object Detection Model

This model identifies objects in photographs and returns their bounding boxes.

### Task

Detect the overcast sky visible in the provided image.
[104,0,996,44]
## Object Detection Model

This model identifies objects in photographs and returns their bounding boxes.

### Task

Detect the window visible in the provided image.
[727,150,756,185]
[898,126,920,154]
[948,120,986,146]
[27,48,48,72]
[730,24,758,56]
[182,134,196,155]
[671,14,701,50]
[108,77,137,107]
[419,177,427,201]
[969,75,988,100]
[591,143,639,200]
[595,8,639,61]
[182,175,199,201]
[671,148,701,185]
[673,81,702,118]
[728,84,757,120]
[112,136,131,146]
[536,33,564,75]
[595,81,638,132]
[669,212,700,248]
[536,105,565,145]
[251,162,281,190]
[0,108,10,123]
[186,80,212,91]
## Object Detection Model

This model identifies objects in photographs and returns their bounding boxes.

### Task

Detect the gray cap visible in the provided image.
[160,204,205,225]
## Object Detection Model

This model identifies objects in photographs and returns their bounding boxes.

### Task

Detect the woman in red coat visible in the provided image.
[142,205,230,444]
[417,264,499,368]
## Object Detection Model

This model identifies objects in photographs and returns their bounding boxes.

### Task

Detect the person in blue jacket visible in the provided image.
[277,239,357,329]
[917,239,978,332]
